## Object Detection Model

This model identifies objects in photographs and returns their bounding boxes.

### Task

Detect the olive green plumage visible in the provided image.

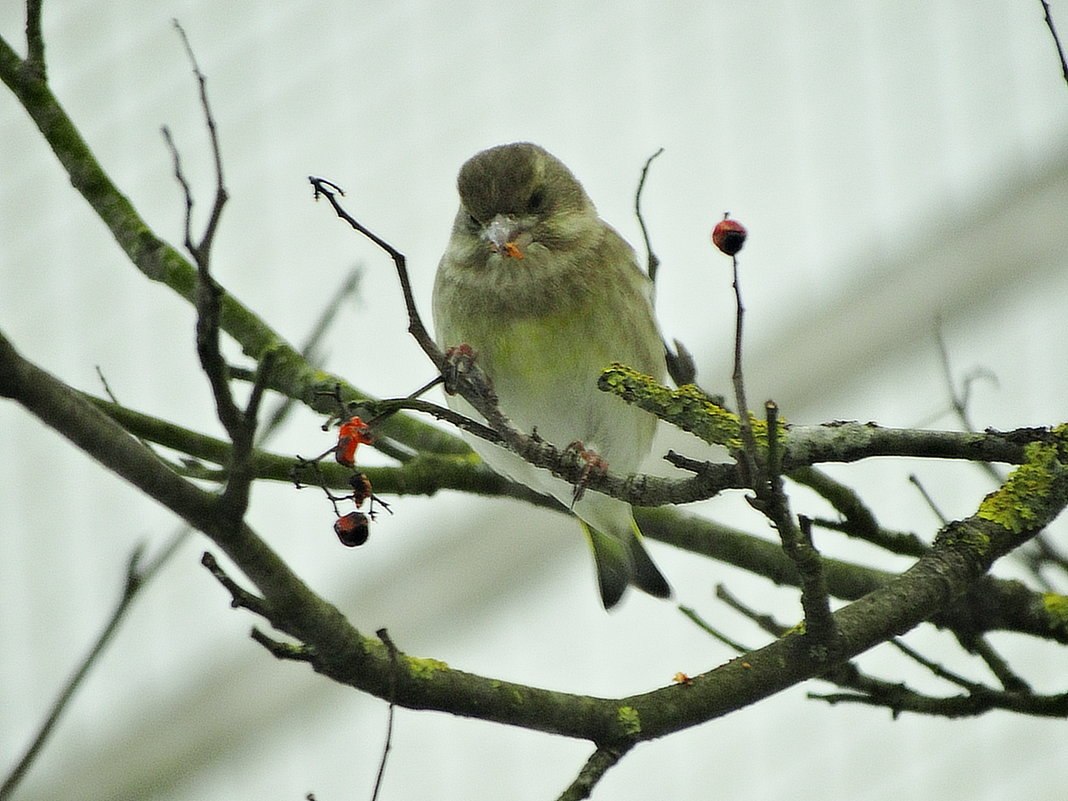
[433,142,670,608]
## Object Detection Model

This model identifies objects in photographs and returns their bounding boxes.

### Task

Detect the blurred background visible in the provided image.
[3,2,1068,799]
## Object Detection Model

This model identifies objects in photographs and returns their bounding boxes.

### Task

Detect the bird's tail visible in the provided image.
[581,519,671,609]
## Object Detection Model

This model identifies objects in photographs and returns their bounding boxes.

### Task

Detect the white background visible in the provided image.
[3,2,1068,799]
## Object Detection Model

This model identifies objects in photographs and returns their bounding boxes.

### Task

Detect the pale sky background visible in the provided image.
[3,2,1068,800]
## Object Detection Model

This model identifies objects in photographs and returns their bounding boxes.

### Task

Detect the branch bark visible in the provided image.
[4,328,1067,746]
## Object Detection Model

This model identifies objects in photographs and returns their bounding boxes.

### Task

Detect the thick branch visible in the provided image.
[6,329,1067,744]
[636,507,1068,644]
[80,388,1068,647]
[0,330,662,742]
[600,363,1037,468]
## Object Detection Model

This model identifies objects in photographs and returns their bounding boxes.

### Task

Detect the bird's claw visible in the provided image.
[442,344,478,395]
[564,441,608,507]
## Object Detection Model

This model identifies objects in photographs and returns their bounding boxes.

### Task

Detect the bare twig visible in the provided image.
[259,268,363,442]
[0,529,188,799]
[634,147,664,283]
[809,685,1068,719]
[632,148,697,387]
[715,584,790,638]
[679,605,752,653]
[790,466,929,557]
[24,0,44,75]
[908,473,949,525]
[750,404,838,645]
[165,21,272,525]
[954,633,1032,694]
[358,395,503,446]
[172,19,227,257]
[941,326,1068,589]
[933,326,1001,483]
[728,246,759,485]
[1025,534,1068,584]
[200,552,273,618]
[371,629,400,801]
[809,516,929,557]
[808,641,1065,720]
[250,628,316,661]
[789,515,838,643]
[161,27,237,432]
[556,742,635,801]
[1041,0,1068,87]
[890,637,987,693]
[308,177,443,369]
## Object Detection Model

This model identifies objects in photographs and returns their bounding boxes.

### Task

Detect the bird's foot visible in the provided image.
[564,441,608,507]
[441,343,479,395]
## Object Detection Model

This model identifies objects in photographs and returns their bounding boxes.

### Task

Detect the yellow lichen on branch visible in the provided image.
[977,424,1068,536]
[598,362,767,450]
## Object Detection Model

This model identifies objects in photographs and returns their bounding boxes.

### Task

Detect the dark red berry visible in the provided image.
[712,217,747,256]
[334,511,370,547]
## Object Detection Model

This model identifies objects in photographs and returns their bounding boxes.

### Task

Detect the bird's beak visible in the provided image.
[483,214,525,259]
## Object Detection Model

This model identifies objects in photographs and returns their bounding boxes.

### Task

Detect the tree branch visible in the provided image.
[0,33,458,457]
[1041,0,1068,87]
[556,742,635,801]
[309,177,443,369]
[6,328,1068,744]
[0,531,187,799]
[23,0,44,76]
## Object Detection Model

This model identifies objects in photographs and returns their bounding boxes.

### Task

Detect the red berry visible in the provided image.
[712,217,747,256]
[335,415,374,467]
[334,511,370,547]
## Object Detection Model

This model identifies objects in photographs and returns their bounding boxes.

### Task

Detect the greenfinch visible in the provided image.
[433,142,670,608]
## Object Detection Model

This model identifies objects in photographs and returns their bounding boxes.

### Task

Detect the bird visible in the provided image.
[432,142,670,609]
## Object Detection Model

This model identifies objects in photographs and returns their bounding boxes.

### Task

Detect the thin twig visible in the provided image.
[754,404,838,645]
[371,629,400,801]
[809,685,1068,719]
[172,19,227,257]
[890,638,987,692]
[360,395,504,448]
[161,125,196,250]
[0,529,188,800]
[729,251,758,485]
[632,148,697,386]
[200,552,273,618]
[167,21,270,525]
[259,268,363,442]
[555,742,635,801]
[1030,534,1068,578]
[679,605,752,653]
[809,516,929,557]
[24,0,45,75]
[634,147,664,283]
[309,177,442,369]
[1041,0,1068,86]
[715,584,790,637]
[250,628,316,661]
[908,473,948,525]
[935,331,1064,587]
[933,326,1001,483]
[791,466,930,557]
[953,632,1032,694]
[162,112,241,444]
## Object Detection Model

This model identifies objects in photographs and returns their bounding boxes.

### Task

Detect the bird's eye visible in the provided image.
[467,214,480,228]
[528,188,545,212]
